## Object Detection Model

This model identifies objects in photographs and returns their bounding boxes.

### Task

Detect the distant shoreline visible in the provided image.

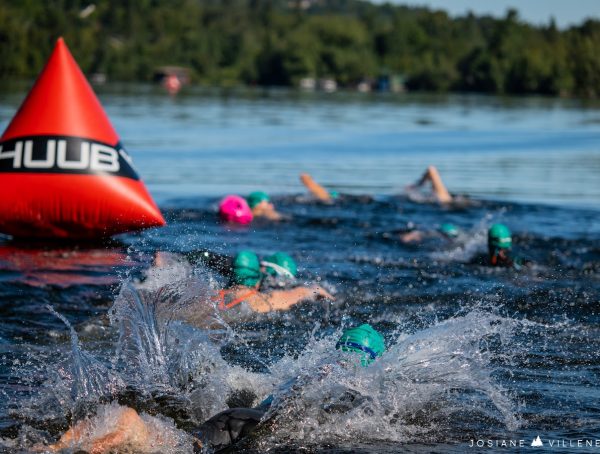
[1,1,599,99]
[1,81,600,104]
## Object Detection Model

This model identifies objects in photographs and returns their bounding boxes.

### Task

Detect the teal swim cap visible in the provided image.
[329,190,340,199]
[262,252,297,278]
[232,250,262,287]
[336,324,386,366]
[440,223,459,238]
[488,223,512,249]
[246,191,270,209]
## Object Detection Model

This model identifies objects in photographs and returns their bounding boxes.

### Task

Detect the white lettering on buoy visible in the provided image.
[0,139,124,173]
[90,143,120,172]
[0,141,23,168]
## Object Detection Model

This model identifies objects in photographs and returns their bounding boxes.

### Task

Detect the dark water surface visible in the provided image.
[0,87,599,453]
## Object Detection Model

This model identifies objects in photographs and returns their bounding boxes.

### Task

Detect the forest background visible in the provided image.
[1,0,599,97]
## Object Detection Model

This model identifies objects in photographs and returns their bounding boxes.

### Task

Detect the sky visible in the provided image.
[377,0,599,28]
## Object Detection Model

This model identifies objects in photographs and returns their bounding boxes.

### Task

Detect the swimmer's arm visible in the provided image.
[47,407,147,453]
[251,204,289,221]
[46,419,93,451]
[248,285,335,312]
[89,407,148,454]
[263,208,285,221]
[88,430,129,454]
[399,230,424,243]
[300,173,332,202]
[409,166,452,203]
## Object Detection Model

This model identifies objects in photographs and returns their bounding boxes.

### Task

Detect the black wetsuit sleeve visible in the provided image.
[184,250,233,277]
[193,408,266,451]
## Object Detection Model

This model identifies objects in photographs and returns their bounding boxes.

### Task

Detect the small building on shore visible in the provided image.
[375,73,405,93]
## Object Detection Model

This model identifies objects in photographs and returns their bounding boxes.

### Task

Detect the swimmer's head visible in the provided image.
[246,191,271,210]
[488,223,513,265]
[219,195,253,225]
[336,324,386,366]
[488,223,512,250]
[232,250,262,287]
[439,223,459,238]
[329,190,340,199]
[262,252,297,279]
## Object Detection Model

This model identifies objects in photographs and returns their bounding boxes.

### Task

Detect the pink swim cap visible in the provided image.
[218,195,253,225]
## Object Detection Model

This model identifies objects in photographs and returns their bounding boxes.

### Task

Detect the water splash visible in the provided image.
[45,305,124,412]
[430,212,497,262]
[8,266,531,451]
[260,311,522,447]
[107,263,268,421]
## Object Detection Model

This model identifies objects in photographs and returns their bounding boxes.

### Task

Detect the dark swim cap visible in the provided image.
[262,252,297,278]
[488,223,512,249]
[232,250,262,287]
[246,191,270,209]
[336,324,386,366]
[440,223,459,238]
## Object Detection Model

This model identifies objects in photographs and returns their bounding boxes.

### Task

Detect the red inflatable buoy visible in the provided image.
[0,38,165,239]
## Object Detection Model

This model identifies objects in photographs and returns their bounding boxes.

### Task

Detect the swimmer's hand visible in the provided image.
[311,285,335,300]
[399,230,423,243]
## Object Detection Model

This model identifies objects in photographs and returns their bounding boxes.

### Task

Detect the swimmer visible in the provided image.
[198,325,384,449]
[147,250,331,328]
[406,165,453,203]
[219,195,253,224]
[209,250,333,315]
[488,223,514,267]
[246,191,285,221]
[300,173,339,202]
[250,324,386,418]
[396,222,461,244]
[40,325,385,453]
[487,223,530,269]
[153,249,301,289]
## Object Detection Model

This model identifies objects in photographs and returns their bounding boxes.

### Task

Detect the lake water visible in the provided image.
[0,86,599,453]
[2,85,599,207]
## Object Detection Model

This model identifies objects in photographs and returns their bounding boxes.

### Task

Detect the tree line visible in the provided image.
[1,0,599,97]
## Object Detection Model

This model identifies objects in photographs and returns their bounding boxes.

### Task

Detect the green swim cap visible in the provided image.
[336,324,386,366]
[440,223,459,238]
[263,252,297,278]
[232,250,262,287]
[246,191,270,209]
[488,223,512,249]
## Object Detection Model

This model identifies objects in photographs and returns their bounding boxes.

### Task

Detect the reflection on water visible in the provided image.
[0,244,132,287]
[1,86,599,206]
